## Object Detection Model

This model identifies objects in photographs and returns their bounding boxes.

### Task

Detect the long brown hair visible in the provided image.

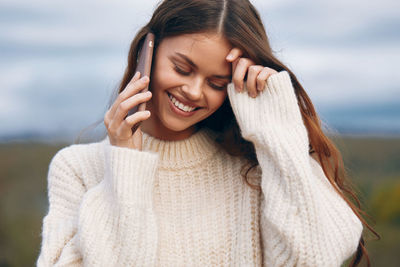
[76,0,379,265]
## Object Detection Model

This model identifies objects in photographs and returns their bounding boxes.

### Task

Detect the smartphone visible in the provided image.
[127,32,155,117]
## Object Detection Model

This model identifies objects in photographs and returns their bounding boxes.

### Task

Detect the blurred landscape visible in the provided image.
[0,132,399,266]
[1,0,399,266]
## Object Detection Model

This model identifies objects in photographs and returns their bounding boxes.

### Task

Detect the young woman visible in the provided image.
[37,0,377,266]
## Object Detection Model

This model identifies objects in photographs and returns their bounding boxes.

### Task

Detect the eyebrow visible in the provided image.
[174,52,232,80]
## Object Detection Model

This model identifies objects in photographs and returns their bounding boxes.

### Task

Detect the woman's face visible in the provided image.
[142,32,232,140]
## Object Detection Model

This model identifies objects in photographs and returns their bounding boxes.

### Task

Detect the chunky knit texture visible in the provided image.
[37,71,363,266]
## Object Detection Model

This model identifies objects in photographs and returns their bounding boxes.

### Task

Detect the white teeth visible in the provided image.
[168,93,196,112]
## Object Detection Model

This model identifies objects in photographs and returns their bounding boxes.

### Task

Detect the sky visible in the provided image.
[1,0,399,142]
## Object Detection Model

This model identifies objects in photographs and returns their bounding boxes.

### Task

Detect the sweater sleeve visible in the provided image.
[227,71,363,267]
[36,143,160,266]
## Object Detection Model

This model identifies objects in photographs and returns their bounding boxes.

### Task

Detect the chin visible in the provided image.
[160,115,197,132]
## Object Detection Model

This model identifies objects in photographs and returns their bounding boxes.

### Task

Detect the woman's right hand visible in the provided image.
[104,72,152,150]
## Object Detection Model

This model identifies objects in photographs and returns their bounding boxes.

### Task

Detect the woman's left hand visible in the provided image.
[226,48,278,98]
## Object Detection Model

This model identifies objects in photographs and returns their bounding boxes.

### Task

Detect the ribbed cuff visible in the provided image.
[265,71,304,124]
[227,71,307,143]
[104,145,159,206]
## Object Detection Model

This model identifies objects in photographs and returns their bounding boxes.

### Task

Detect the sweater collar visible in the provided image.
[142,127,219,169]
[102,127,220,169]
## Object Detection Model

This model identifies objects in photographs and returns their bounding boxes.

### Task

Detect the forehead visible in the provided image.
[157,32,232,73]
[159,32,232,50]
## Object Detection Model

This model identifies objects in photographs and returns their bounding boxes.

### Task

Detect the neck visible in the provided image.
[101,125,220,169]
[141,127,219,169]
[140,118,199,141]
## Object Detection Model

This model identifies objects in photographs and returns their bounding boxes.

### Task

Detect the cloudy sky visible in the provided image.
[1,0,399,142]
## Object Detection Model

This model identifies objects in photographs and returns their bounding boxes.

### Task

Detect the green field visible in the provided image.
[0,136,399,266]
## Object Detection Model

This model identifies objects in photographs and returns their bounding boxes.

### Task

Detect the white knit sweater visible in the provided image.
[36,71,363,266]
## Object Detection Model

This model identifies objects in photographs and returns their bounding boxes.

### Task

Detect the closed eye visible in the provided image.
[207,81,227,90]
[173,64,191,76]
[172,60,227,91]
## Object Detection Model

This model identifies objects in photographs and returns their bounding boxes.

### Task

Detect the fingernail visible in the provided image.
[141,76,149,82]
[226,54,233,60]
[145,110,151,116]
[145,91,152,96]
[134,71,140,77]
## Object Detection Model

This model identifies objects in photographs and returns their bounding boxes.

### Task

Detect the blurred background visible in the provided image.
[0,0,399,266]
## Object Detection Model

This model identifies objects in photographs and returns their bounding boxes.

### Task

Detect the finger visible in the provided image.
[109,74,149,118]
[117,110,151,137]
[128,71,141,86]
[111,90,152,129]
[246,65,264,98]
[256,68,278,92]
[225,47,243,62]
[107,71,141,119]
[226,48,243,80]
[232,57,255,92]
[109,91,152,132]
[231,58,239,78]
[104,110,111,129]
[119,74,149,101]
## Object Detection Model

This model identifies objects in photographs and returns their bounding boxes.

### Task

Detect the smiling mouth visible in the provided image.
[167,92,201,113]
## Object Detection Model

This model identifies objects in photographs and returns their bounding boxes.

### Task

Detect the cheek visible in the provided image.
[209,91,228,110]
[151,62,177,91]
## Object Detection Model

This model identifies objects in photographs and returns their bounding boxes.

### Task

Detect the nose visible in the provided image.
[181,78,203,101]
